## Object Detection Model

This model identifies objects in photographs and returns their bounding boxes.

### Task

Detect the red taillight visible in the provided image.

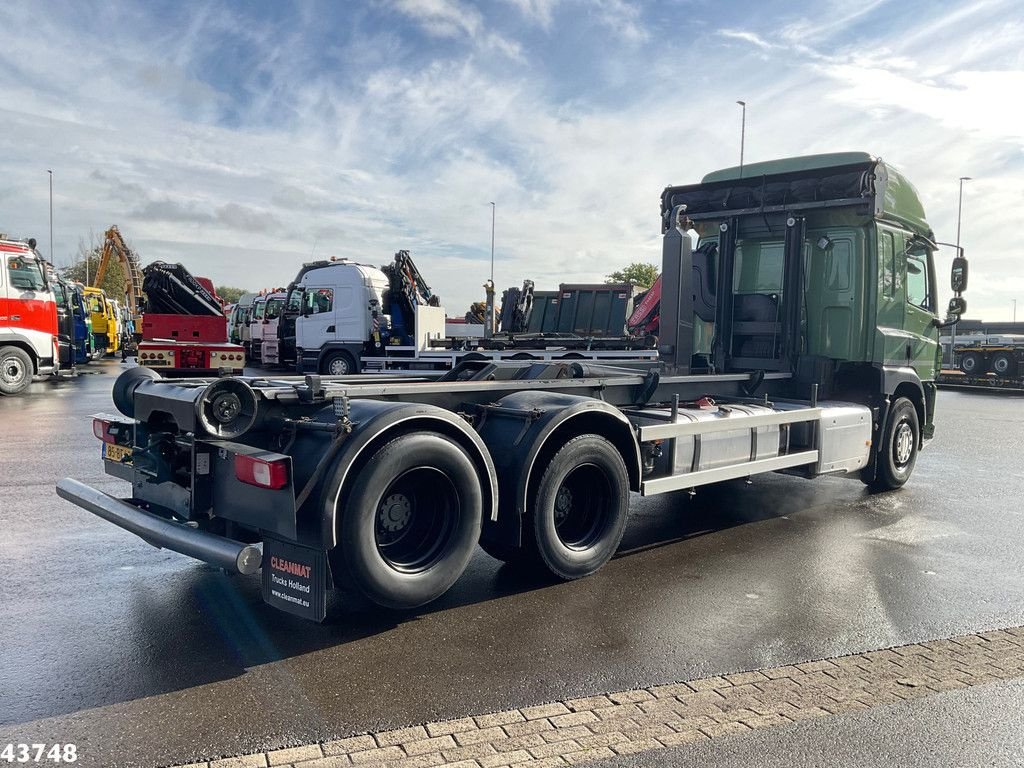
[234,454,288,490]
[92,418,116,444]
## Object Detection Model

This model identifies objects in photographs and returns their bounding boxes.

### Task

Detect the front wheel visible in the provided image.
[867,397,920,491]
[321,350,356,376]
[528,434,630,579]
[0,346,33,396]
[333,432,483,609]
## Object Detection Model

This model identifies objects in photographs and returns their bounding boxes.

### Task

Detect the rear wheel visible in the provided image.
[0,346,33,396]
[991,352,1014,378]
[868,397,920,491]
[333,432,483,609]
[959,351,984,375]
[528,435,630,579]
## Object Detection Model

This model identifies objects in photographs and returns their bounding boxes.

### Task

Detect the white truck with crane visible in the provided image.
[58,153,968,621]
[268,251,656,375]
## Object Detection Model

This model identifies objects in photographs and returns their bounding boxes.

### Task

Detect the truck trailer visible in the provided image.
[57,153,968,620]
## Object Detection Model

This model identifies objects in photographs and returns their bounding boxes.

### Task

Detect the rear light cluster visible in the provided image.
[139,351,170,361]
[234,454,288,489]
[92,417,125,444]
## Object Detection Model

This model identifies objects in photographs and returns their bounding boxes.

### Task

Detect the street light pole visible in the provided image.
[47,170,53,263]
[956,176,971,251]
[951,176,972,365]
[489,201,495,284]
[736,101,746,177]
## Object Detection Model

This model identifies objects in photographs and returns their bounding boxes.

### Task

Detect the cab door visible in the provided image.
[903,242,940,382]
[873,225,907,366]
[53,282,74,365]
[300,285,337,345]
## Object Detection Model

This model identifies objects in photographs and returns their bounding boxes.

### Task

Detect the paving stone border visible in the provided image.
[170,627,1024,768]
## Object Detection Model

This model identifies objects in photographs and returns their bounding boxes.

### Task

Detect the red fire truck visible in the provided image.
[0,236,59,395]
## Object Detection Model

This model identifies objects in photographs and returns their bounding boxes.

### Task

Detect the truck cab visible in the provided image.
[660,152,960,449]
[67,282,95,363]
[0,236,59,395]
[249,291,285,364]
[282,260,389,375]
[48,272,79,370]
[84,287,120,355]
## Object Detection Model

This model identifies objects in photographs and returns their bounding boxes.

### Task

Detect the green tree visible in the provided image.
[215,286,249,303]
[606,262,659,289]
[63,239,127,300]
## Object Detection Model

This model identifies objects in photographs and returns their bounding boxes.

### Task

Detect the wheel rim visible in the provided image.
[329,357,349,375]
[374,467,460,572]
[553,463,613,550]
[893,421,915,468]
[1,356,25,386]
[962,356,977,372]
[994,357,1009,374]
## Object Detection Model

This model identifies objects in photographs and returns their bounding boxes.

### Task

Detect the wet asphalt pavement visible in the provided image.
[1,361,1023,767]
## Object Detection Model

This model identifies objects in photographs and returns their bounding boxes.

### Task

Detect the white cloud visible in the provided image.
[503,0,561,30]
[0,0,1021,323]
[390,0,524,59]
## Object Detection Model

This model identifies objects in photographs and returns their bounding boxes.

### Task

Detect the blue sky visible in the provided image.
[1,0,1022,319]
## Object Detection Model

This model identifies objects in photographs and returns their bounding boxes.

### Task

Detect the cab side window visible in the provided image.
[906,251,932,311]
[307,288,334,314]
[880,231,895,298]
[8,257,46,291]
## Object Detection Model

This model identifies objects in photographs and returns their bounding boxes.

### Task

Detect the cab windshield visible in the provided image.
[265,298,284,320]
[7,256,47,291]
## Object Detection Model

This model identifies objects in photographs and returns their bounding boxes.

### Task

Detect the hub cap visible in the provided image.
[894,422,914,467]
[1,357,25,386]
[374,468,459,573]
[378,493,412,533]
[553,463,612,551]
[329,357,349,375]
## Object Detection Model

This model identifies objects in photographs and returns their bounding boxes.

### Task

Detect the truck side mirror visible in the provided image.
[951,256,968,293]
[935,296,967,328]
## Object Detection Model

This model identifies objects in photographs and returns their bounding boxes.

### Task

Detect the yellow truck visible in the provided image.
[83,287,119,355]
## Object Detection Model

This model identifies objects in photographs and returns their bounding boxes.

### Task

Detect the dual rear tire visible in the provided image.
[481,435,630,580]
[332,432,483,609]
[333,431,630,609]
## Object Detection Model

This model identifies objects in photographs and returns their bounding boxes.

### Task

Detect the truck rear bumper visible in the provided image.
[55,478,262,575]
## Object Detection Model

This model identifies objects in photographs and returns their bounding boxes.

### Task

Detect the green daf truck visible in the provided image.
[58,152,968,620]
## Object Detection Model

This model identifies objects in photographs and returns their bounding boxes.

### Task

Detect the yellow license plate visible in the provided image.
[103,443,132,462]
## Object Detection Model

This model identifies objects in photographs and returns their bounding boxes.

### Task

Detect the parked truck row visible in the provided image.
[230,251,659,377]
[58,152,970,621]
[0,226,247,394]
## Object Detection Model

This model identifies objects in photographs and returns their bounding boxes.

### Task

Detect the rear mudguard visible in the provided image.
[474,391,641,548]
[317,399,497,549]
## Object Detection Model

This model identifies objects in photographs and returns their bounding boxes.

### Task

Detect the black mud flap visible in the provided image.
[261,537,327,622]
